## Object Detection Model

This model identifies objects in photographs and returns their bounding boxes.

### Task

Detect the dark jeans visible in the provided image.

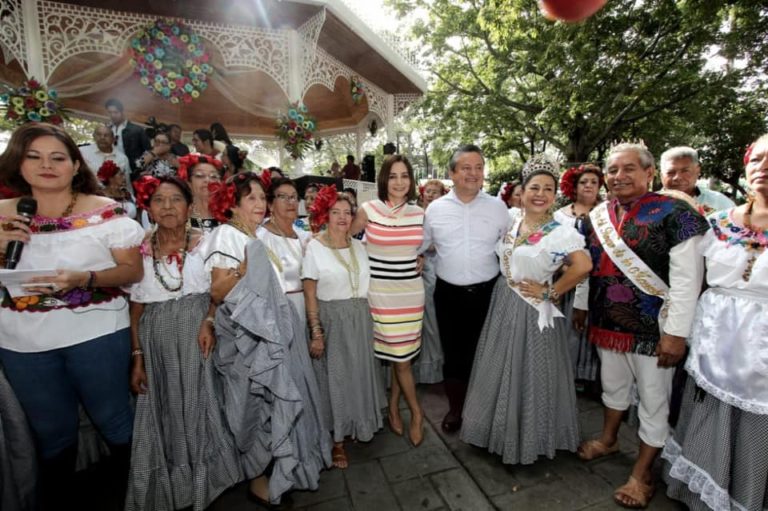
[0,328,133,459]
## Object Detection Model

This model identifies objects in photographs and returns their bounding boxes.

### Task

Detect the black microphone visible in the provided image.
[4,197,37,269]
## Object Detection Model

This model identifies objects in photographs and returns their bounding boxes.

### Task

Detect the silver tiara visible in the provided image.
[521,154,560,182]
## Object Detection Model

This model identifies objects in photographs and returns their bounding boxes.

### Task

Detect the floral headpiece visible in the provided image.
[133,175,161,210]
[207,170,273,223]
[309,184,339,231]
[559,164,604,201]
[97,160,121,185]
[418,184,425,198]
[177,153,222,181]
[744,143,754,165]
[521,154,560,185]
[500,181,518,204]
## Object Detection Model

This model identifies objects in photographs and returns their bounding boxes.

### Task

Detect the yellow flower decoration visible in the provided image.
[13,105,25,115]
[180,34,189,43]
[11,97,23,107]
[13,295,40,310]
[72,218,88,228]
[154,82,163,91]
[190,90,200,98]
[39,107,51,117]
[35,91,48,101]
[168,81,176,90]
[170,97,180,104]
[153,60,163,69]
[140,77,149,86]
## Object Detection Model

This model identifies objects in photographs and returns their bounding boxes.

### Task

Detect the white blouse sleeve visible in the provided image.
[103,216,145,249]
[302,240,321,281]
[201,225,245,271]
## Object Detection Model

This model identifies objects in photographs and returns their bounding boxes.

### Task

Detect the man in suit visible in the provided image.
[105,98,151,180]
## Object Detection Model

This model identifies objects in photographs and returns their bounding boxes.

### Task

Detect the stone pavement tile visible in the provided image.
[304,496,354,511]
[345,429,412,462]
[506,456,562,487]
[492,477,595,511]
[290,467,347,508]
[452,442,521,497]
[579,408,606,438]
[344,460,400,511]
[589,453,636,486]
[577,394,604,412]
[430,467,495,511]
[381,444,459,483]
[392,477,446,511]
[581,493,686,511]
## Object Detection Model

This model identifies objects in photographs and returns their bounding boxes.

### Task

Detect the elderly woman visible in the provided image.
[350,155,425,447]
[303,186,385,469]
[410,179,447,384]
[178,153,223,234]
[96,159,137,220]
[662,134,768,511]
[461,155,592,465]
[500,180,523,209]
[135,131,179,177]
[201,172,330,505]
[555,164,604,387]
[0,123,144,508]
[125,175,241,510]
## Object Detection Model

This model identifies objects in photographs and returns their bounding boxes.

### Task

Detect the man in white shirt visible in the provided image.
[660,146,735,213]
[80,125,131,192]
[421,144,510,433]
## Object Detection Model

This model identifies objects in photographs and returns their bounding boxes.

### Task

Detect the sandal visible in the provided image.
[331,444,348,469]
[576,438,619,461]
[613,476,654,509]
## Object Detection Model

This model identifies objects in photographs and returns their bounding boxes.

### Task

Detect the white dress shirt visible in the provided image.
[421,190,510,286]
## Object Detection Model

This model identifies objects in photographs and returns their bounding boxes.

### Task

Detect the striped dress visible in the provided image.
[361,199,425,362]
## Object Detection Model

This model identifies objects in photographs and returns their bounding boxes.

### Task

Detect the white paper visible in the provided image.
[0,269,58,297]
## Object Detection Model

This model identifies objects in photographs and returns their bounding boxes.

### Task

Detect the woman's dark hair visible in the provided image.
[232,172,266,206]
[153,131,171,144]
[192,129,213,144]
[224,144,245,170]
[377,154,417,202]
[152,176,193,205]
[268,166,285,178]
[267,177,297,204]
[209,122,233,145]
[0,122,101,196]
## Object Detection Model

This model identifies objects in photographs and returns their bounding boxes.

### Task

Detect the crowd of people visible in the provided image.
[0,108,765,511]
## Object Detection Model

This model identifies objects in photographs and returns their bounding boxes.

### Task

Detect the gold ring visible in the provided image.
[1,222,14,231]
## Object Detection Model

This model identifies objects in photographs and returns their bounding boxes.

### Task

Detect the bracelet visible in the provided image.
[204,316,215,325]
[81,270,96,290]
[131,349,144,357]
[548,285,560,302]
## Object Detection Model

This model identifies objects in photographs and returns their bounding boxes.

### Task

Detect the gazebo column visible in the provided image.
[385,94,395,143]
[355,129,363,162]
[22,0,45,83]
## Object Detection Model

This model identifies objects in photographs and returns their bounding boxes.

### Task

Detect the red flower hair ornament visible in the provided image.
[559,164,604,202]
[133,175,161,210]
[259,168,272,192]
[309,184,339,231]
[97,160,121,184]
[208,180,237,223]
[177,153,223,181]
[744,143,755,165]
[500,182,517,204]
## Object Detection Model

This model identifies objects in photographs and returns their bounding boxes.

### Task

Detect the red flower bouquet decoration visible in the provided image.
[276,102,316,159]
[97,160,121,185]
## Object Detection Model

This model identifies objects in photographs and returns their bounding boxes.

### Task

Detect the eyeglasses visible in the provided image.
[275,193,299,203]
[192,173,221,181]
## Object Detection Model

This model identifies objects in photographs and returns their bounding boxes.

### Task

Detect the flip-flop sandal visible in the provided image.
[613,476,654,509]
[576,439,619,460]
[331,445,348,469]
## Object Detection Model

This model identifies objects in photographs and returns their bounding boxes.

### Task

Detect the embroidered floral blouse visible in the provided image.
[0,203,144,353]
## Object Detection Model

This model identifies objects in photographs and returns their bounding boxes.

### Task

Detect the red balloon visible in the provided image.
[540,0,608,22]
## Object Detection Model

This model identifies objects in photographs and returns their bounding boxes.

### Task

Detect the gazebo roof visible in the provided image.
[0,0,425,137]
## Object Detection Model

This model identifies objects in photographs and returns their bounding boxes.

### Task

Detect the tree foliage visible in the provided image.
[389,0,767,184]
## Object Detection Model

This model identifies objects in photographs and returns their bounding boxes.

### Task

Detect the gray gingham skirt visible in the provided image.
[126,293,243,511]
[312,298,385,443]
[0,366,36,511]
[662,378,768,511]
[460,277,580,465]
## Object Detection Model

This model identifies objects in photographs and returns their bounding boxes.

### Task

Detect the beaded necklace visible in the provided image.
[227,219,283,273]
[151,227,191,292]
[324,232,360,297]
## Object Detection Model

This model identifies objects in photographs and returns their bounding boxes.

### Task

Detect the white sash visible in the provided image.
[590,203,669,330]
[502,218,565,331]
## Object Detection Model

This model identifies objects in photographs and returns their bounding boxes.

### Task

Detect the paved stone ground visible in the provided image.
[209,384,686,511]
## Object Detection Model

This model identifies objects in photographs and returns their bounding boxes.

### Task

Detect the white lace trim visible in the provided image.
[662,438,748,511]
[685,364,768,415]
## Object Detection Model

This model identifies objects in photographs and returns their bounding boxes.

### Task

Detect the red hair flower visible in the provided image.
[259,168,272,191]
[177,153,223,181]
[208,180,237,223]
[309,184,338,231]
[500,182,516,204]
[744,143,754,165]
[97,160,121,184]
[133,175,161,210]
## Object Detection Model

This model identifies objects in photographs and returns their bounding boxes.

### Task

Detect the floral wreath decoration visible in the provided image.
[309,184,339,232]
[559,164,604,202]
[176,153,222,181]
[128,19,213,104]
[133,175,162,210]
[351,76,366,105]
[208,169,272,223]
[1,78,65,125]
[97,160,121,185]
[276,101,316,159]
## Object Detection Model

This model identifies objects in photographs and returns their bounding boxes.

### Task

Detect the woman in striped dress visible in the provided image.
[351,155,425,447]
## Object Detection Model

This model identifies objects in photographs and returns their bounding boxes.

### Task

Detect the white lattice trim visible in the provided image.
[662,438,747,511]
[685,363,768,415]
[0,0,26,70]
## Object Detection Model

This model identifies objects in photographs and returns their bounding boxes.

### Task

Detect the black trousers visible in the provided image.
[434,275,497,384]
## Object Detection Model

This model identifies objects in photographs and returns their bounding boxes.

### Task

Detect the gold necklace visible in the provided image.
[62,192,78,217]
[228,219,284,273]
[325,232,360,297]
[502,215,552,293]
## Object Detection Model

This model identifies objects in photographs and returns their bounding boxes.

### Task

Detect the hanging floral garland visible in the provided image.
[276,101,316,159]
[351,76,366,105]
[1,78,65,125]
[128,19,212,104]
